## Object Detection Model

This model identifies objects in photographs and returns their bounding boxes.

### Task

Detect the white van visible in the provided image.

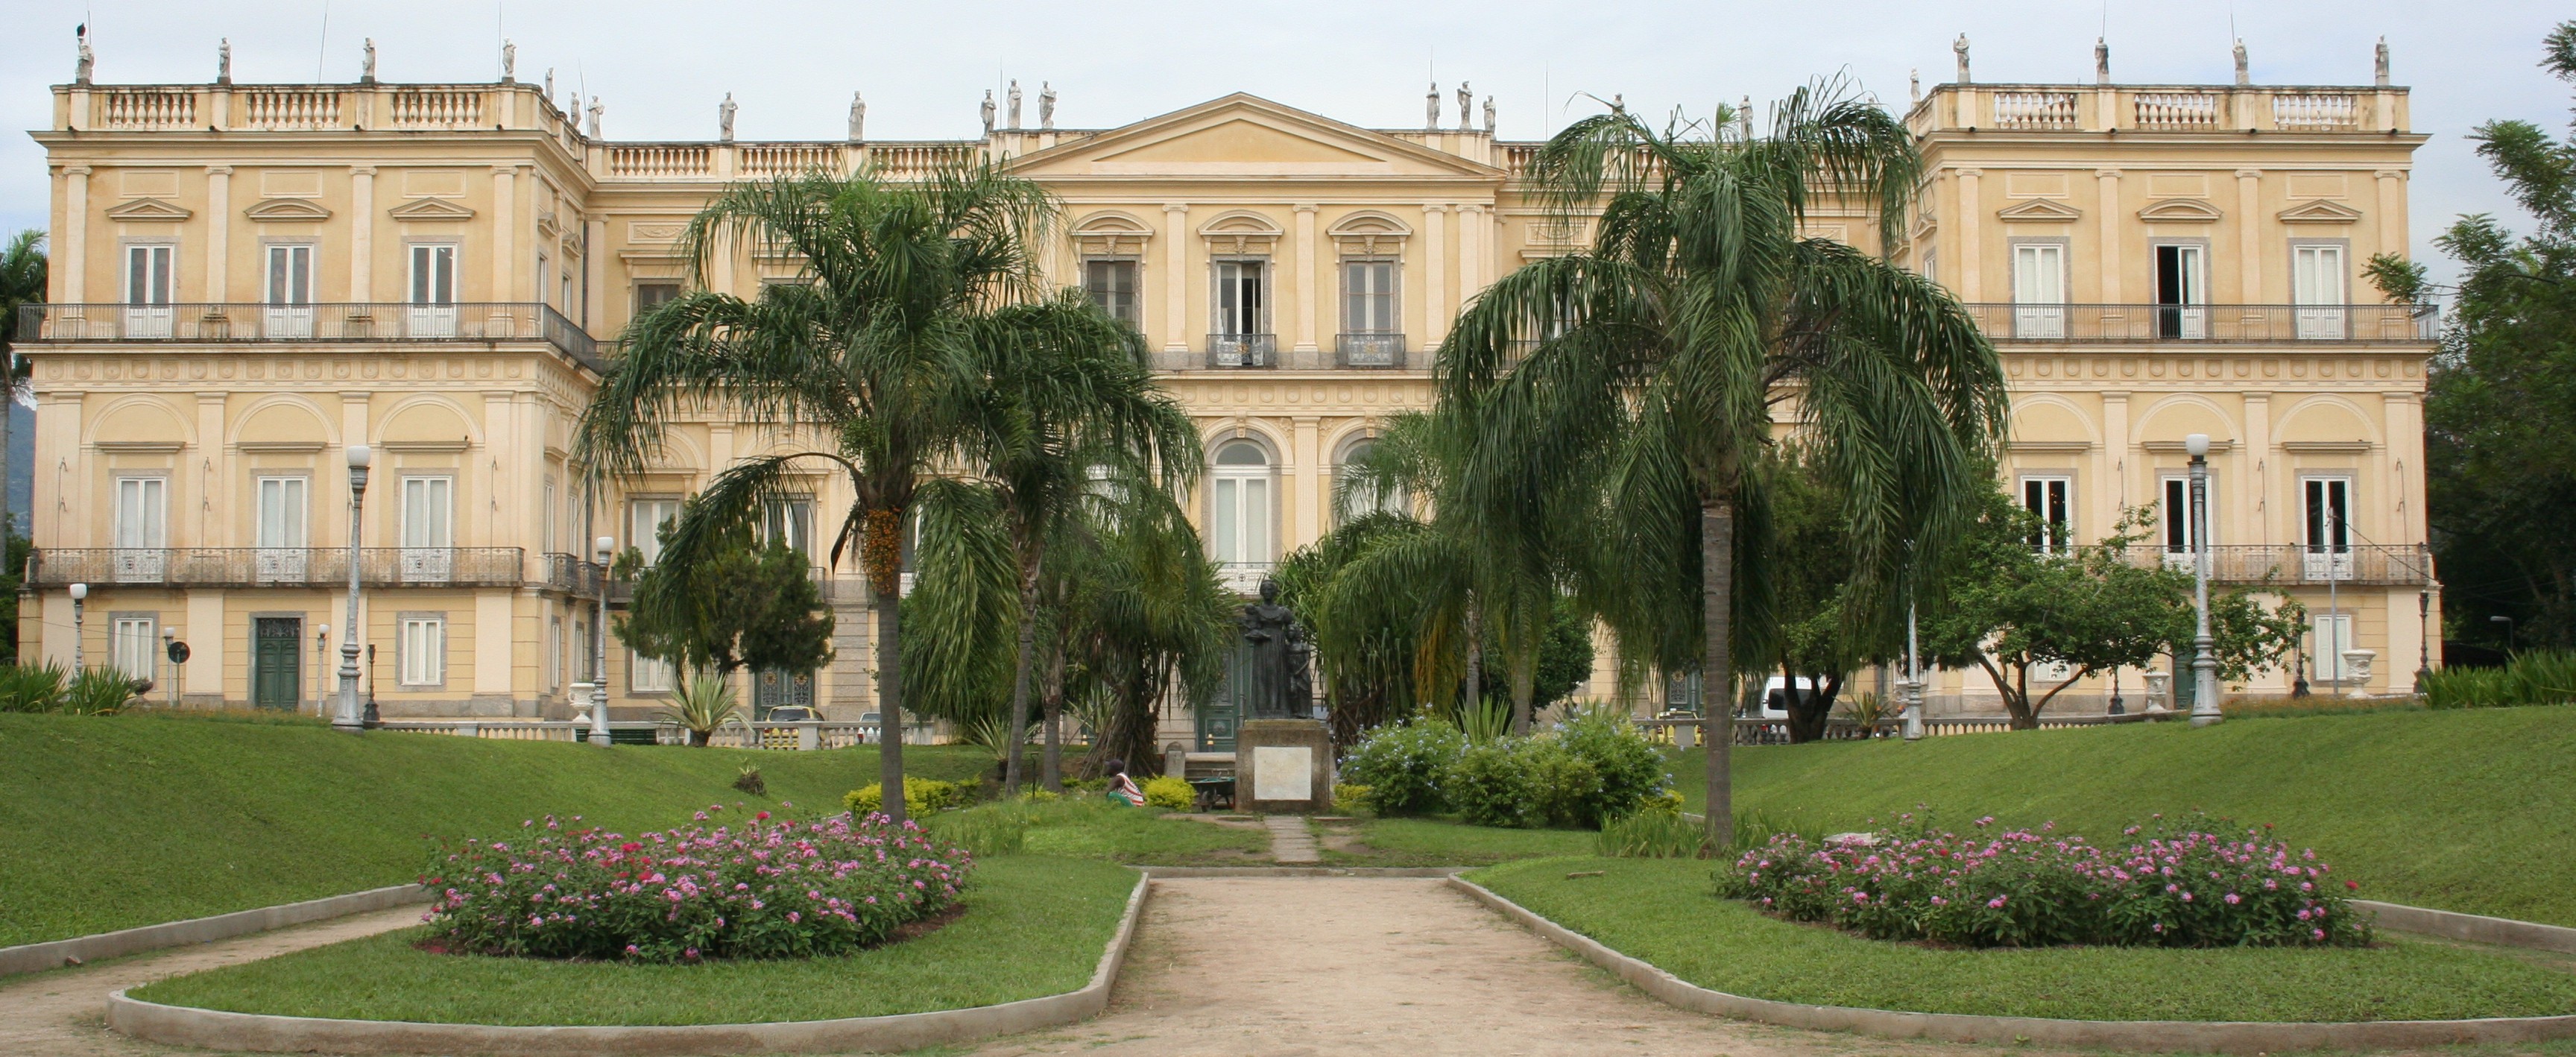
[1748,676,1819,720]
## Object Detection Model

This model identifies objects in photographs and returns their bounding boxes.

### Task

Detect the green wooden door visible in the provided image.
[251,618,300,709]
[1196,642,1245,751]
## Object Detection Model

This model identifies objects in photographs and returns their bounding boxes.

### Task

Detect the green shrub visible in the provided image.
[60,668,135,716]
[0,662,69,713]
[2425,651,2576,709]
[1556,711,1665,827]
[1339,719,1465,815]
[1140,775,1196,810]
[1445,736,1598,829]
[1330,783,1371,815]
[1598,809,1703,858]
[843,777,963,816]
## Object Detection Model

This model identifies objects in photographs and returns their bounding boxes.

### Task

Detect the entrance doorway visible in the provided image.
[252,617,302,710]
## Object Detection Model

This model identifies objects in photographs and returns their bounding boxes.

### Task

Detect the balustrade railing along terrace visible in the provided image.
[27,547,527,589]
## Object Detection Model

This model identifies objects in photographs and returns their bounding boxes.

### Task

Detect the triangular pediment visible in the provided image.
[244,198,332,221]
[2138,198,2222,222]
[104,198,192,221]
[388,197,476,221]
[1009,94,1500,180]
[1996,198,2083,222]
[2277,199,2362,224]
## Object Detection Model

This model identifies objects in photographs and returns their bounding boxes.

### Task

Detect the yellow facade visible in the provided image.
[19,66,2434,719]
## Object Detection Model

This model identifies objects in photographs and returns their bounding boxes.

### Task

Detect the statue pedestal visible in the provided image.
[1234,719,1333,814]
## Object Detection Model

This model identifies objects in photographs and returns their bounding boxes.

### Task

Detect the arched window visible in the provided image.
[1337,440,1407,522]
[1210,441,1272,570]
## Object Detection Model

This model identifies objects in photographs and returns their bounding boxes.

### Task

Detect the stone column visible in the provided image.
[348,167,374,301]
[1421,205,1448,349]
[2094,168,2121,303]
[205,166,232,302]
[584,216,607,331]
[1292,204,1319,354]
[2374,170,2406,259]
[2235,169,2264,303]
[1162,203,1191,353]
[59,166,88,302]
[491,165,519,302]
[1954,170,1983,302]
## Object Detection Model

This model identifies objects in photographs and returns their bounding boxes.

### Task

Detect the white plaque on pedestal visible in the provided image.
[1252,745,1313,802]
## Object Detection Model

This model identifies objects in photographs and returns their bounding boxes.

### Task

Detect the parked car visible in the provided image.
[765,705,816,723]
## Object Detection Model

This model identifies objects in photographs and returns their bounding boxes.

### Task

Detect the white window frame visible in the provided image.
[2302,475,2355,581]
[123,242,177,338]
[1209,441,1273,575]
[631,650,678,694]
[546,615,564,690]
[2151,241,2208,340]
[398,614,446,688]
[1213,259,1269,337]
[764,497,815,556]
[572,617,592,683]
[253,475,311,584]
[113,476,168,582]
[2158,472,2217,569]
[407,243,459,338]
[2292,241,2348,340]
[2312,612,2358,682]
[1341,258,1400,335]
[541,478,559,554]
[1082,258,1140,325]
[110,614,159,681]
[264,242,316,338]
[2011,239,2068,339]
[400,476,455,584]
[2020,475,2072,553]
[631,497,683,564]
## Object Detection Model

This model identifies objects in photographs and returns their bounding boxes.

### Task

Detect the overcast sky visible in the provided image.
[1,0,2566,288]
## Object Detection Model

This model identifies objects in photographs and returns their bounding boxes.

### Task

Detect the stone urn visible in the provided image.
[2340,649,2377,687]
[2142,671,2172,712]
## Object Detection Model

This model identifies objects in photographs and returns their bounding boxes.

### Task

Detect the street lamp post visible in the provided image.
[161,626,178,707]
[1900,602,1925,742]
[2185,433,2222,728]
[68,583,87,671]
[590,534,615,746]
[2416,584,2435,695]
[334,444,372,733]
[314,624,329,716]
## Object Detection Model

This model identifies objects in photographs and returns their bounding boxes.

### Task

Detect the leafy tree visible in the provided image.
[610,507,833,686]
[0,230,42,602]
[1761,447,1901,742]
[573,167,1056,824]
[2369,22,2576,654]
[1441,83,2011,846]
[1919,488,2304,728]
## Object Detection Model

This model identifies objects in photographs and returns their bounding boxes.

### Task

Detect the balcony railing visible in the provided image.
[603,564,841,605]
[1960,303,2436,344]
[2117,544,2432,587]
[27,547,527,589]
[1335,332,1408,368]
[1206,333,1280,368]
[537,552,607,596]
[16,303,605,372]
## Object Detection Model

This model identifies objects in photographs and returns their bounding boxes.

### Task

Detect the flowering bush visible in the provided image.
[421,806,971,962]
[1717,815,2370,949]
[1339,720,1465,815]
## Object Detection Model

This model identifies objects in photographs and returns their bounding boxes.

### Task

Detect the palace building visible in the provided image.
[18,46,2435,731]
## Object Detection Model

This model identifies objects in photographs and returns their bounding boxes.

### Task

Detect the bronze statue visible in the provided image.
[1240,578,1314,720]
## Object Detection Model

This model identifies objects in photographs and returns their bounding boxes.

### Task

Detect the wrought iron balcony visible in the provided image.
[601,564,842,606]
[1216,561,1274,594]
[16,302,604,371]
[1960,303,2436,344]
[2115,543,2432,587]
[537,552,607,596]
[26,547,528,589]
[1205,333,1279,368]
[1335,332,1408,368]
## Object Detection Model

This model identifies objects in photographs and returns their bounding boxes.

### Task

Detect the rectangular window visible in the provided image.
[2303,476,2354,580]
[2159,473,2216,567]
[631,497,683,564]
[253,476,310,584]
[2020,476,2071,553]
[541,479,558,554]
[2011,242,2066,338]
[572,617,591,682]
[536,251,551,309]
[2312,613,2358,681]
[400,476,455,583]
[763,498,814,555]
[263,243,316,338]
[114,477,168,549]
[631,651,678,693]
[399,616,446,687]
[2293,243,2347,339]
[1342,259,1398,334]
[408,244,458,338]
[1210,476,1270,565]
[634,282,681,314]
[547,616,564,690]
[1083,259,1139,324]
[2153,244,2206,340]
[1215,260,1266,336]
[111,616,159,681]
[124,244,175,338]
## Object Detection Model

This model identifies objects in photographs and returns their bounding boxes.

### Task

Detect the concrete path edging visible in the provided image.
[0,883,432,979]
[1450,876,2576,1055]
[2355,898,2576,954]
[106,872,1152,1056]
[1140,865,1465,878]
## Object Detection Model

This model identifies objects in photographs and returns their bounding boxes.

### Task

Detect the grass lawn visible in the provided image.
[0,711,991,947]
[930,799,1271,865]
[1471,857,2576,1023]
[130,856,1134,1025]
[1319,817,1597,866]
[1669,707,2576,926]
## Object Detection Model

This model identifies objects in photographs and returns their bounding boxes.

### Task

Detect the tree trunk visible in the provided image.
[1508,615,1538,736]
[1701,496,1736,852]
[1002,549,1042,796]
[1462,594,1483,721]
[873,590,908,825]
[1040,642,1067,792]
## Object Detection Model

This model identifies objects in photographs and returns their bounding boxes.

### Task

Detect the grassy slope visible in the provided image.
[1474,857,2576,1023]
[1673,708,2576,926]
[1325,818,1597,865]
[0,712,990,947]
[130,856,1135,1025]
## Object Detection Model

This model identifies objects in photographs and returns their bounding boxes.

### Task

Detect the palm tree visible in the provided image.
[956,295,1200,795]
[1441,81,2010,848]
[0,231,47,541]
[573,166,1055,826]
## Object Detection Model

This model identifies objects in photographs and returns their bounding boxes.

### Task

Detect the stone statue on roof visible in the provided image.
[1041,82,1056,131]
[1953,34,1971,84]
[1425,81,1440,130]
[2234,39,2250,86]
[1456,82,1472,130]
[75,25,93,85]
[501,40,515,83]
[2375,37,2390,86]
[849,91,865,141]
[218,39,232,85]
[362,38,376,83]
[719,92,736,142]
[981,89,996,135]
[587,96,602,138]
[1008,79,1023,130]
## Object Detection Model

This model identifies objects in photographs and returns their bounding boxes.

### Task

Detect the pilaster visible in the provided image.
[1422,205,1449,348]
[2235,169,2264,303]
[348,167,374,300]
[205,166,232,302]
[59,166,88,302]
[1292,204,1319,354]
[1954,170,1982,301]
[1162,203,1190,353]
[2094,169,2120,303]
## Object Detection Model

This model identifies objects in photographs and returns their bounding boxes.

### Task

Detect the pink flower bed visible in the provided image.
[1717,815,2369,948]
[420,805,970,962]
